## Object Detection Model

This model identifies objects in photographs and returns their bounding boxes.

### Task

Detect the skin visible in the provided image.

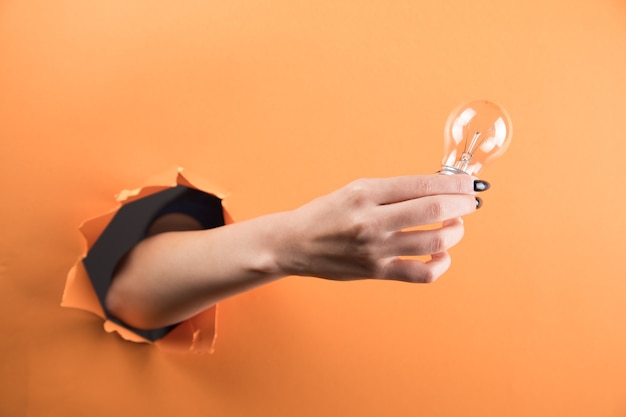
[106,174,483,330]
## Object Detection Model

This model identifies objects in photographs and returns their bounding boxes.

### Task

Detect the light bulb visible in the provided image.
[440,100,512,176]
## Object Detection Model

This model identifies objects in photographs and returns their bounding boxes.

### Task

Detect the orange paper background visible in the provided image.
[2,1,626,416]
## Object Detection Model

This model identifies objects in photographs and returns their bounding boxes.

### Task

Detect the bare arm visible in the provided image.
[106,174,486,330]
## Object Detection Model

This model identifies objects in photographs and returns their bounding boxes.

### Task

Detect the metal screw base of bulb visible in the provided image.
[438,166,469,176]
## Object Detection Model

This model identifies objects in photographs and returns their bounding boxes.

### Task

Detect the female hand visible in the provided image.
[274,174,486,283]
[107,173,488,329]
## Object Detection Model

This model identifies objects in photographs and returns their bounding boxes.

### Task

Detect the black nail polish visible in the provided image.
[475,197,483,209]
[474,180,491,192]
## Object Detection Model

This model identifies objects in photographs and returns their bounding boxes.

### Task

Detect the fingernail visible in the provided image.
[475,197,483,209]
[474,180,491,192]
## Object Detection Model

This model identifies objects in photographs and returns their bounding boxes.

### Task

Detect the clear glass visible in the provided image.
[440,100,512,176]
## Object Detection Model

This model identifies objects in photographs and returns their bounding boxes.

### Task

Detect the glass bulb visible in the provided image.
[440,100,512,176]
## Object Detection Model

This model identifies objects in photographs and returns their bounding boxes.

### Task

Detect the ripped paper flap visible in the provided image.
[62,167,231,353]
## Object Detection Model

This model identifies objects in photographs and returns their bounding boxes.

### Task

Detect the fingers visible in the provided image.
[286,175,490,284]
[376,220,463,283]
[380,252,452,283]
[380,218,464,257]
[377,194,477,232]
[348,175,479,206]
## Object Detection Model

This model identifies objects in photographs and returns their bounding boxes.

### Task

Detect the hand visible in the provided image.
[107,174,487,329]
[274,175,485,283]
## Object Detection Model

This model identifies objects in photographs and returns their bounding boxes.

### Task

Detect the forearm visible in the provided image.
[106,212,290,330]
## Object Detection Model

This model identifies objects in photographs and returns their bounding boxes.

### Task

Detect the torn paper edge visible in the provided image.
[62,166,232,353]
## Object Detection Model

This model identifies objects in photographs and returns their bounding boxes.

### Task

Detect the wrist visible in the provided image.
[242,210,297,279]
[253,209,305,278]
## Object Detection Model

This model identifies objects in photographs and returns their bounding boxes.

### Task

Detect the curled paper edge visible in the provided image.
[62,166,232,353]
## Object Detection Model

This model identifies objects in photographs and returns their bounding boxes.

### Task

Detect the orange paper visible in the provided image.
[61,167,232,353]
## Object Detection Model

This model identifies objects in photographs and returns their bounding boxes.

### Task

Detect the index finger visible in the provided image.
[356,174,477,205]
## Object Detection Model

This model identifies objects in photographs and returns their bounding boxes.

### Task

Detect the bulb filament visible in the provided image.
[455,126,494,172]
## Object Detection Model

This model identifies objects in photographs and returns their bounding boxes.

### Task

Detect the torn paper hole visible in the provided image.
[62,167,233,353]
